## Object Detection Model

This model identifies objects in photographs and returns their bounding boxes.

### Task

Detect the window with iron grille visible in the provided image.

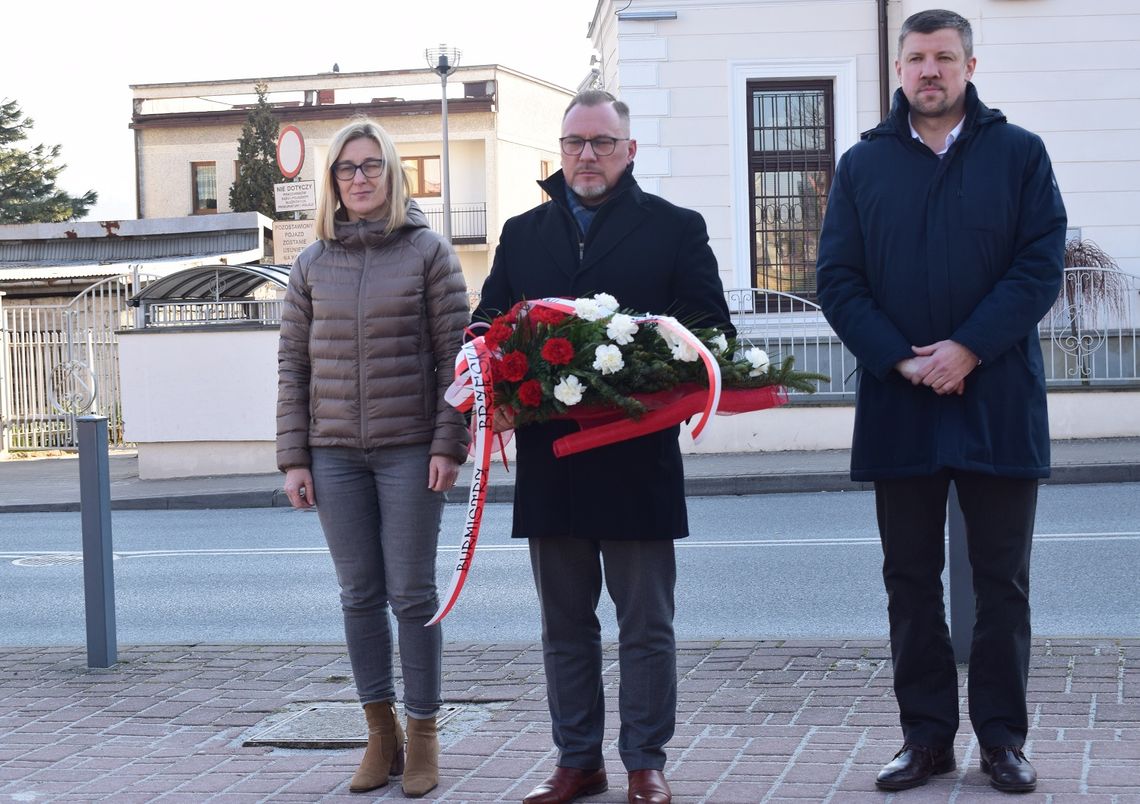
[747,80,834,300]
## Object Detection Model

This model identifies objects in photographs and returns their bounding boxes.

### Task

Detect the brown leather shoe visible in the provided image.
[627,769,671,803]
[522,766,608,804]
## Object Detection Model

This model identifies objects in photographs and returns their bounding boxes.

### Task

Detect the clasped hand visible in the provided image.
[895,340,979,396]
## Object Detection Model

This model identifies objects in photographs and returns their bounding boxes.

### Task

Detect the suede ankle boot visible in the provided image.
[402,715,439,797]
[349,700,405,793]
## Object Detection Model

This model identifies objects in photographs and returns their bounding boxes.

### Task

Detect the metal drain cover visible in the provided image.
[13,553,90,567]
[243,701,502,749]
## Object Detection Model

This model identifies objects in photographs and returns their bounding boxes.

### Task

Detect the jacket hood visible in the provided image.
[863,82,1006,142]
[333,198,429,248]
[537,163,639,210]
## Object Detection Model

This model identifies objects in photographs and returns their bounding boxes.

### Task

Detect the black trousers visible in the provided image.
[874,469,1037,749]
[528,537,677,771]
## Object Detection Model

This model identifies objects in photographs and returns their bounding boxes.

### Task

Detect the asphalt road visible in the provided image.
[1,484,1137,646]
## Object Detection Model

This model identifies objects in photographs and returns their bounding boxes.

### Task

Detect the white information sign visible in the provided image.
[272,219,317,265]
[274,181,316,213]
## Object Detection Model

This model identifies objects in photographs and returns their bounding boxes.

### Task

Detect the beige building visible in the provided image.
[131,65,575,290]
[588,0,1140,295]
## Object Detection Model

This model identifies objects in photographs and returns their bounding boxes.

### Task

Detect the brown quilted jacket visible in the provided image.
[276,202,470,470]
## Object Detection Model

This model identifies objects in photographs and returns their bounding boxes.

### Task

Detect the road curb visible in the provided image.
[3,463,1136,513]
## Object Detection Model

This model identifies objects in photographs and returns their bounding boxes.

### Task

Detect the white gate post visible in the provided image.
[0,291,8,454]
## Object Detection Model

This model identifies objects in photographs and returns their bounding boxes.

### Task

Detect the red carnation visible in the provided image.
[530,306,568,326]
[541,337,575,366]
[505,301,527,324]
[482,320,513,351]
[518,379,543,407]
[499,351,529,382]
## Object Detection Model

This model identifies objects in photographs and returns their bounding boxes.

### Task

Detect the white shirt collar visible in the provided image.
[909,115,966,156]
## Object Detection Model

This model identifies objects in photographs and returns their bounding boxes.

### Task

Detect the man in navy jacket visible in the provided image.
[816,8,1066,794]
[476,90,732,804]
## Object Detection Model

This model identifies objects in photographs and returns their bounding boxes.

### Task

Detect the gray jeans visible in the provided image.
[311,444,444,717]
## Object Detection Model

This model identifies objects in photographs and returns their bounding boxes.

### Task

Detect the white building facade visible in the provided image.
[589,0,1140,295]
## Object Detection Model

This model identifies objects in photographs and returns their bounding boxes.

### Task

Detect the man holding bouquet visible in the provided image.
[475,90,733,804]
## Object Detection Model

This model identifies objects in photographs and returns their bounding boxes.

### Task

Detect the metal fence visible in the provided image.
[725,271,1140,400]
[724,288,854,400]
[1,272,155,451]
[136,299,284,328]
[419,202,487,244]
[1040,268,1139,386]
[465,276,1140,404]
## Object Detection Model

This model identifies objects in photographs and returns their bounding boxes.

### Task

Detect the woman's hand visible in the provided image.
[428,455,460,493]
[284,467,316,509]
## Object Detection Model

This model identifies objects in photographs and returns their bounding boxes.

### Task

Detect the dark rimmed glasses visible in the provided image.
[332,158,385,181]
[559,136,629,156]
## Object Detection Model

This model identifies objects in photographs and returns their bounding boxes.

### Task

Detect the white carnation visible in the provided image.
[606,314,639,345]
[553,375,585,406]
[669,340,700,363]
[573,298,607,322]
[745,347,770,376]
[592,344,625,375]
[592,292,620,314]
[709,333,728,355]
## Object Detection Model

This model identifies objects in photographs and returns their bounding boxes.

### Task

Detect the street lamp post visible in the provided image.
[426,44,461,243]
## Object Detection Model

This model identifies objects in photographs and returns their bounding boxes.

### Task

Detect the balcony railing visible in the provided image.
[420,202,487,245]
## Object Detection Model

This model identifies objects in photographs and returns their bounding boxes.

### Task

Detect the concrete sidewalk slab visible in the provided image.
[2,437,1138,513]
[1,639,1137,801]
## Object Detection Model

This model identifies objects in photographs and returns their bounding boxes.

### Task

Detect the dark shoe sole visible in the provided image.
[875,760,956,791]
[981,759,1037,793]
[522,780,608,803]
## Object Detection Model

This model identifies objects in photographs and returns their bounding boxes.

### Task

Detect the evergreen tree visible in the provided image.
[0,99,97,223]
[229,82,283,219]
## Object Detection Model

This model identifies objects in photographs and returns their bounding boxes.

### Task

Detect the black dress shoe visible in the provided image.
[522,766,608,804]
[981,746,1037,792]
[875,744,956,790]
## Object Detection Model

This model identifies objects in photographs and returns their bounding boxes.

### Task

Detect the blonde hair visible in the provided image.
[315,118,411,241]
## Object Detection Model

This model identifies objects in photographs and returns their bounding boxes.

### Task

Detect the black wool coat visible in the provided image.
[816,84,1066,481]
[475,167,733,540]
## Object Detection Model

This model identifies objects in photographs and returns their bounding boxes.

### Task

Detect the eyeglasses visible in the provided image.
[559,136,629,157]
[332,159,385,181]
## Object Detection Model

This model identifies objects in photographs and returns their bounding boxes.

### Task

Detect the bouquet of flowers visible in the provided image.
[430,293,829,626]
[476,292,827,431]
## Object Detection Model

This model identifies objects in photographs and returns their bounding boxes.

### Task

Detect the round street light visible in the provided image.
[425,44,461,243]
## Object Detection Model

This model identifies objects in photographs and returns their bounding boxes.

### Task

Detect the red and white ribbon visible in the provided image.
[427,338,494,626]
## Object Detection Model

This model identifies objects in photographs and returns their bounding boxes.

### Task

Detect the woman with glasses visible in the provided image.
[277,118,468,798]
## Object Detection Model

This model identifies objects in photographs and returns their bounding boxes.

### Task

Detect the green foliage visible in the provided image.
[228,82,284,219]
[0,98,97,223]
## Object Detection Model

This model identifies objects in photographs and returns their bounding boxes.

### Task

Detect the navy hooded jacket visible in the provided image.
[816,83,1066,481]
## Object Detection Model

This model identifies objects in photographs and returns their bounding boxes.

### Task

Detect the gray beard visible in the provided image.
[571,181,609,199]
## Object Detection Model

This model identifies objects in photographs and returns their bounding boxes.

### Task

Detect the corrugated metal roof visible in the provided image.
[0,251,266,282]
[0,230,261,263]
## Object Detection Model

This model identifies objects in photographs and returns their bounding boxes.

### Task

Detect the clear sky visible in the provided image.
[3,0,599,220]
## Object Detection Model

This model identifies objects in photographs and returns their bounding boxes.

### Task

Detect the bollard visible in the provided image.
[77,416,117,668]
[947,482,974,664]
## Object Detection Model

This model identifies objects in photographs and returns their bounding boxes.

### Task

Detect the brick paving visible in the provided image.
[1,639,1137,802]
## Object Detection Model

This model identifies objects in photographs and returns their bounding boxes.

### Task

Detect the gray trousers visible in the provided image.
[311,444,444,718]
[529,537,677,771]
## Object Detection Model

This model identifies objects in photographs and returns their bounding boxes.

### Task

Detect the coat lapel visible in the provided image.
[579,191,650,276]
[537,204,578,282]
